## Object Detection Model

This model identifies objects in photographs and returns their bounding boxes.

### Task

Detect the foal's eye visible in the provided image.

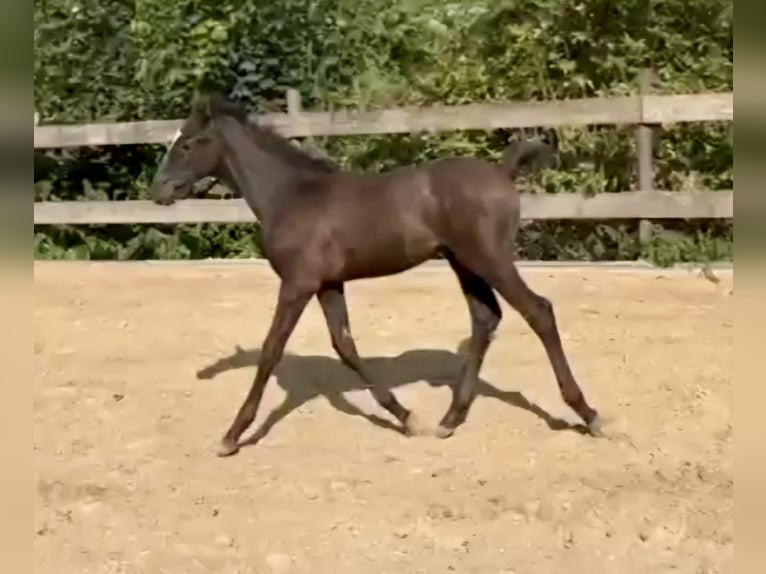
[178,136,210,153]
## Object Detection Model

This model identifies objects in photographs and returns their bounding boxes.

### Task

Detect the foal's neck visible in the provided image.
[214,117,313,223]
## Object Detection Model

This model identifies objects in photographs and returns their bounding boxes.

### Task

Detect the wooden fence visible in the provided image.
[33,87,733,232]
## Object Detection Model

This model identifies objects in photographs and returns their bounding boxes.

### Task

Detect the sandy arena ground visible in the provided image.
[33,261,733,574]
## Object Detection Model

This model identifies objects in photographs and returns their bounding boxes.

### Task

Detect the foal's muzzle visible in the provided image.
[150,179,191,206]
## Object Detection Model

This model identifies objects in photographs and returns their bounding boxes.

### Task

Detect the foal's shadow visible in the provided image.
[196,343,588,447]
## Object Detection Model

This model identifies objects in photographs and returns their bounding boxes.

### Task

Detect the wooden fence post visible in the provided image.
[286,88,302,117]
[636,69,657,246]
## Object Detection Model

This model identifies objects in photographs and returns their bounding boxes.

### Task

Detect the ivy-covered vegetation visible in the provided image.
[33,0,733,264]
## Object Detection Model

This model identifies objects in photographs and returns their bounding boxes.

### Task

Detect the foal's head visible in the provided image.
[150,93,249,205]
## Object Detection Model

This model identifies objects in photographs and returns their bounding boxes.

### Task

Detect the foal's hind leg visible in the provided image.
[436,255,502,438]
[487,263,600,433]
[317,283,425,435]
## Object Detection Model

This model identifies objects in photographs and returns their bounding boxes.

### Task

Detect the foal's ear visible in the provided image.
[193,92,247,122]
[189,91,224,120]
[190,92,214,120]
[206,93,231,116]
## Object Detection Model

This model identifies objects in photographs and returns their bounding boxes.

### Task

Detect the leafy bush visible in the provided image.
[33,0,733,263]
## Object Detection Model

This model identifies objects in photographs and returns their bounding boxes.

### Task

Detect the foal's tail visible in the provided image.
[501,140,555,179]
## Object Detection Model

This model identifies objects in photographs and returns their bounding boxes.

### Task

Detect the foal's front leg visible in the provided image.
[317,283,427,435]
[218,281,314,457]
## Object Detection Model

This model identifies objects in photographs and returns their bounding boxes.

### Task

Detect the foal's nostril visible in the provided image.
[150,181,178,205]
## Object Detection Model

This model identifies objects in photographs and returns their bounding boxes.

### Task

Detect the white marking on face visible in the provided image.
[167,128,182,150]
[155,128,183,178]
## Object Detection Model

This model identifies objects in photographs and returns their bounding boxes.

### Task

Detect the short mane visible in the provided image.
[207,92,338,175]
[248,124,339,174]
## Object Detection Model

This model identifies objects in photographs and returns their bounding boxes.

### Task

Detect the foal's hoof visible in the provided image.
[403,413,431,437]
[586,413,606,438]
[435,425,456,439]
[216,439,240,457]
[586,413,636,449]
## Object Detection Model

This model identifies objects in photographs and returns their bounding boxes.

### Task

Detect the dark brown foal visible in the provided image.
[149,93,602,457]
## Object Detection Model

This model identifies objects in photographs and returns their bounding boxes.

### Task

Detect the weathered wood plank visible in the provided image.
[34,199,256,225]
[642,92,733,123]
[33,191,733,225]
[34,93,730,149]
[520,190,733,220]
[33,98,639,148]
[34,119,181,148]
[265,96,642,137]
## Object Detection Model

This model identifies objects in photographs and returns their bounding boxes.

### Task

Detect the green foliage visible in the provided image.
[34,0,733,263]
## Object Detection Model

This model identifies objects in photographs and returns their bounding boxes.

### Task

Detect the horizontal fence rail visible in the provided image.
[33,191,734,225]
[33,89,733,227]
[33,92,732,149]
